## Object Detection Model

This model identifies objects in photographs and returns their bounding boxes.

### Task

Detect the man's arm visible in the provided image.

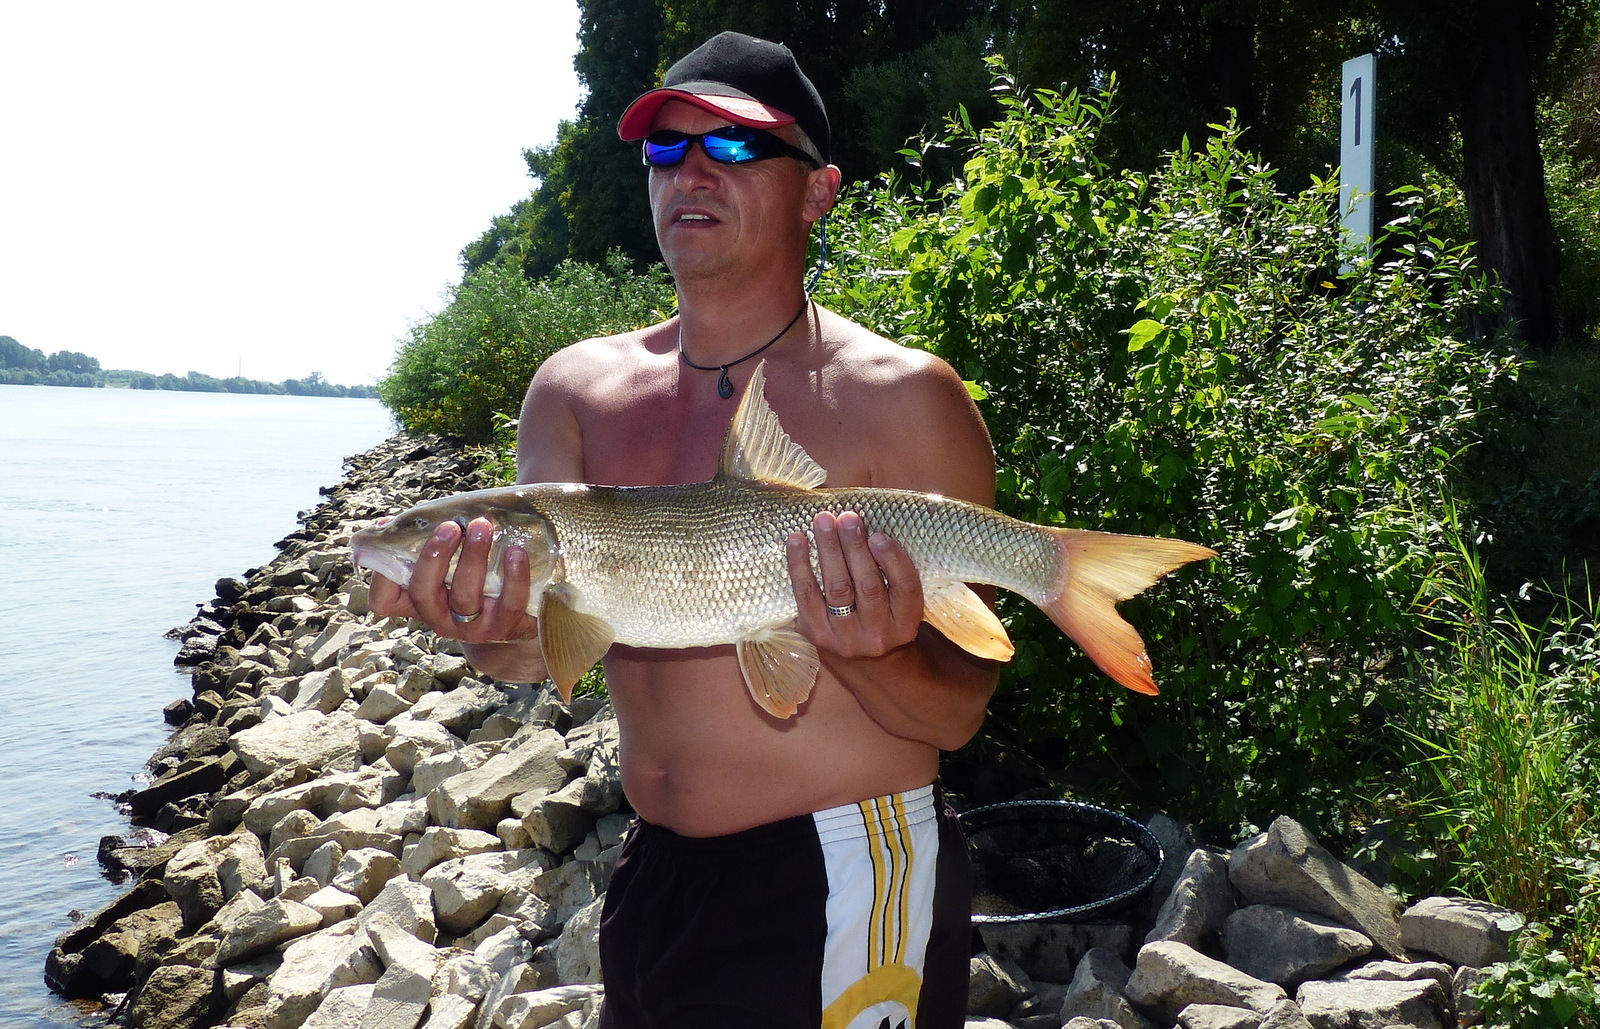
[367,357,586,683]
[787,352,1001,751]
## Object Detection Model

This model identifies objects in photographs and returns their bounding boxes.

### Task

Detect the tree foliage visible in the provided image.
[815,74,1518,834]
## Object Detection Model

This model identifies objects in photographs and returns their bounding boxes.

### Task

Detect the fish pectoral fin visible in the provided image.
[923,581,1015,662]
[736,625,821,719]
[538,592,615,703]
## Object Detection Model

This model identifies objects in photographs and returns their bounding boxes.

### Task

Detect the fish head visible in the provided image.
[350,487,560,600]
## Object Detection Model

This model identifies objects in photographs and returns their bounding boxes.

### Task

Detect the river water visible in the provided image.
[0,384,397,1025]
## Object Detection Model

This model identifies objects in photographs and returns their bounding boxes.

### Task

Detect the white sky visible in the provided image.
[0,1,586,386]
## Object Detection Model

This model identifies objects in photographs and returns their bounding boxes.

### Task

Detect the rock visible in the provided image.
[302,885,364,925]
[977,921,1137,983]
[1333,959,1455,996]
[1176,1004,1262,1029]
[330,846,401,904]
[530,859,605,926]
[1221,905,1373,985]
[128,755,231,819]
[165,829,269,929]
[231,709,363,778]
[519,786,597,854]
[400,826,504,878]
[1146,848,1236,949]
[78,900,185,996]
[261,922,383,1029]
[495,984,605,1029]
[303,982,377,1029]
[1295,976,1452,1029]
[1453,964,1491,1027]
[411,681,504,736]
[363,914,442,1029]
[214,891,325,965]
[1400,895,1522,966]
[1257,1000,1314,1029]
[1126,941,1287,1024]
[555,895,606,987]
[125,962,216,1029]
[1228,817,1404,958]
[1059,946,1153,1029]
[428,728,566,830]
[421,852,520,936]
[968,951,1033,1017]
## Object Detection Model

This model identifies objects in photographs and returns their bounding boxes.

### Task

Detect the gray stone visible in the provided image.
[429,728,566,830]
[262,922,383,1029]
[1177,1004,1263,1029]
[977,920,1137,983]
[1126,941,1287,1024]
[968,951,1033,1018]
[1060,947,1154,1029]
[1063,1021,1124,1029]
[1400,895,1522,967]
[231,709,363,777]
[422,852,520,936]
[1453,965,1491,1027]
[331,846,402,904]
[125,962,216,1029]
[164,829,269,929]
[495,984,605,1029]
[302,885,364,926]
[356,683,413,724]
[1228,817,1404,958]
[1146,848,1236,949]
[304,982,377,1029]
[1333,959,1455,996]
[294,667,349,714]
[1257,1000,1314,1029]
[531,859,605,926]
[215,891,325,965]
[410,681,504,736]
[555,895,606,986]
[383,719,462,777]
[400,826,503,878]
[1222,905,1373,985]
[520,787,596,854]
[1295,977,1451,1029]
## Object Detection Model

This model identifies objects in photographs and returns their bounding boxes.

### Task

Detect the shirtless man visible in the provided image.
[371,31,998,1029]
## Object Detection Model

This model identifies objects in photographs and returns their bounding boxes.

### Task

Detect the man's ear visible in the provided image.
[802,165,842,223]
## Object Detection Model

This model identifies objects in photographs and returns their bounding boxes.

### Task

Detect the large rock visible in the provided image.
[1146,849,1236,949]
[977,921,1138,983]
[231,709,363,778]
[213,891,324,965]
[1221,906,1372,985]
[554,895,606,987]
[1228,817,1403,958]
[165,829,269,929]
[1126,941,1287,1024]
[1295,977,1452,1029]
[125,962,216,1029]
[428,728,566,830]
[1400,895,1522,967]
[1060,946,1154,1029]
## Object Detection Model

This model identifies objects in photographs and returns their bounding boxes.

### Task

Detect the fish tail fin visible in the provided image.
[1038,528,1215,695]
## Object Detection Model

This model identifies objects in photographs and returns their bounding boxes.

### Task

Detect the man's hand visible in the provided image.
[785,510,923,659]
[368,516,540,646]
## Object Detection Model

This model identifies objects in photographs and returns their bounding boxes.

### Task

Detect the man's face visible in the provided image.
[647,100,820,286]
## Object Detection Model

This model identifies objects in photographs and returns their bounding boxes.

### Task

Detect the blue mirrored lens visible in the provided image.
[642,127,788,167]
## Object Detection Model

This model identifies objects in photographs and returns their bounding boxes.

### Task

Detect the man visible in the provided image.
[371,31,998,1029]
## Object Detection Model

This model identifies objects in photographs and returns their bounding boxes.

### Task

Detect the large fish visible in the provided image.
[352,363,1214,718]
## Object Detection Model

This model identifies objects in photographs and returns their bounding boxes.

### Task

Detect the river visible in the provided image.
[0,384,396,1025]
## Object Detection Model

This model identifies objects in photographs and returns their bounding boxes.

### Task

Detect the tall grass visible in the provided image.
[1406,511,1600,975]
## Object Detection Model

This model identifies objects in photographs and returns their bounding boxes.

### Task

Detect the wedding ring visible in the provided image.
[826,602,857,617]
[449,608,483,624]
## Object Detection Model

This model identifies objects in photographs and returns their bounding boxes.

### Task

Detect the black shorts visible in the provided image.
[596,783,972,1029]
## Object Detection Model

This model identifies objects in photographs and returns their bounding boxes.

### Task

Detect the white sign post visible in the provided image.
[1340,53,1377,263]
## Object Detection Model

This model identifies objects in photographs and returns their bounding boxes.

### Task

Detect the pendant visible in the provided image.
[716,367,735,399]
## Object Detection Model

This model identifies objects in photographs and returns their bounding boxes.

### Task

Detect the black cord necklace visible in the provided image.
[678,297,810,399]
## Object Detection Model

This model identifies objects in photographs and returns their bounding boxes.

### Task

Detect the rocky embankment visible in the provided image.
[46,433,1525,1029]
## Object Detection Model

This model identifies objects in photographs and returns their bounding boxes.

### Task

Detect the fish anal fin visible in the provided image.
[718,362,827,489]
[736,624,821,719]
[1043,529,1216,695]
[923,581,1014,661]
[538,590,615,703]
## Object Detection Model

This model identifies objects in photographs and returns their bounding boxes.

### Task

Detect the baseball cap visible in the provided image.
[617,31,830,163]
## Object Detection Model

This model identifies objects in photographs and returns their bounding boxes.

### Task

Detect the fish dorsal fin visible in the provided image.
[922,581,1015,662]
[717,361,827,488]
[736,624,820,719]
[538,586,615,703]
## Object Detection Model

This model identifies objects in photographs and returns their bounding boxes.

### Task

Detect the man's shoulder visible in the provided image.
[532,322,672,402]
[816,312,970,413]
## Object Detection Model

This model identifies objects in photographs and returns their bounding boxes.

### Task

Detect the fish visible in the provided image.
[351,363,1215,719]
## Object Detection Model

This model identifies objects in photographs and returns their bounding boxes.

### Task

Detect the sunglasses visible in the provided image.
[642,125,820,169]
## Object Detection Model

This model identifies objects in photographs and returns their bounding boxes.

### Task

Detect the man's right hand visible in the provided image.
[367,517,548,681]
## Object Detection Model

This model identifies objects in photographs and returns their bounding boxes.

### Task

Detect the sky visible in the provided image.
[0,1,586,387]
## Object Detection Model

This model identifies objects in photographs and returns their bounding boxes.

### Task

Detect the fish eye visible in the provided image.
[413,517,431,531]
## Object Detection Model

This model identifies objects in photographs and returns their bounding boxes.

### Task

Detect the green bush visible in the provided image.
[380,254,673,442]
[818,67,1518,835]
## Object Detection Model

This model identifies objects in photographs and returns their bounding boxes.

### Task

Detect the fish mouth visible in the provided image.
[351,540,416,587]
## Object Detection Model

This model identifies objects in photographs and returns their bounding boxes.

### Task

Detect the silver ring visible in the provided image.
[449,608,483,624]
[826,602,857,617]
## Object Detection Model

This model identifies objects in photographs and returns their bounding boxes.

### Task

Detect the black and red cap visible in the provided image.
[617,31,830,163]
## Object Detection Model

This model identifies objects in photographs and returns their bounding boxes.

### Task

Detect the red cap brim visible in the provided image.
[617,88,797,141]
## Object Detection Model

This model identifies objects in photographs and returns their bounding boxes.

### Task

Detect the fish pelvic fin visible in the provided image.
[923,581,1015,661]
[1042,530,1216,695]
[736,624,821,719]
[717,361,828,489]
[538,589,615,703]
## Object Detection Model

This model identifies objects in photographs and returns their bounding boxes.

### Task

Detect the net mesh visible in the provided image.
[959,800,1163,923]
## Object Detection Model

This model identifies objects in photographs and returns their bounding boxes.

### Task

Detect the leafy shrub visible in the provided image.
[1472,923,1600,1028]
[380,254,673,442]
[818,66,1517,835]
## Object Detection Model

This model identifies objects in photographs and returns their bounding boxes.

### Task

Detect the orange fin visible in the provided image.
[923,581,1014,661]
[1044,530,1216,695]
[538,588,615,702]
[736,624,821,719]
